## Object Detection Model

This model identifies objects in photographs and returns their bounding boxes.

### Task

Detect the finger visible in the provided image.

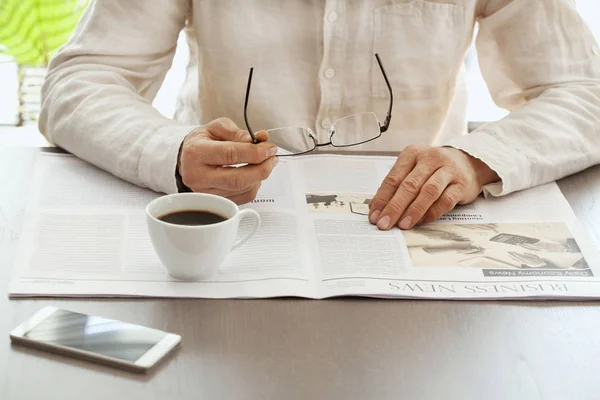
[199,140,278,166]
[227,184,261,205]
[255,130,269,142]
[420,184,463,224]
[368,146,421,223]
[397,168,453,230]
[205,117,246,141]
[375,161,439,230]
[205,157,278,191]
[205,117,269,144]
[234,129,269,144]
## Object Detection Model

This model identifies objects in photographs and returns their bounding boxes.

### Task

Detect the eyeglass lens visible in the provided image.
[268,112,381,156]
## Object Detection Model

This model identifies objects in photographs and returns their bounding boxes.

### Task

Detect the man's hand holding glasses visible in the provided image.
[177,117,278,204]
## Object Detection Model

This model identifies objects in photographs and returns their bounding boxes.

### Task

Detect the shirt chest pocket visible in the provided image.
[372,0,469,100]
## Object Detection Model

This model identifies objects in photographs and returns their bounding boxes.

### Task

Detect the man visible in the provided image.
[40,0,600,231]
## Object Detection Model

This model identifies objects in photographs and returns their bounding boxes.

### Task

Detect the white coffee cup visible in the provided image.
[146,193,260,281]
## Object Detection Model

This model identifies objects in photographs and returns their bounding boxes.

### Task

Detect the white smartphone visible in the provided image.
[10,306,181,373]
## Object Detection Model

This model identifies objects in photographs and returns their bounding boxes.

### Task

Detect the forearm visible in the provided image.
[445,83,600,196]
[38,0,193,193]
[40,67,196,193]
[447,0,600,196]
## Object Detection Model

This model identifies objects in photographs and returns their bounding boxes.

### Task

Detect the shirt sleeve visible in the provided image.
[443,0,600,197]
[39,0,197,194]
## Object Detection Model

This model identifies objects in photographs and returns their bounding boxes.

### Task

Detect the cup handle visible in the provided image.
[231,209,261,251]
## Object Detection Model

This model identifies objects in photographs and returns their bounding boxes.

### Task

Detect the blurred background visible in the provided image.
[0,1,599,135]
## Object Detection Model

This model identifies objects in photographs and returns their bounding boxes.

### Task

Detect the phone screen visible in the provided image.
[23,309,167,362]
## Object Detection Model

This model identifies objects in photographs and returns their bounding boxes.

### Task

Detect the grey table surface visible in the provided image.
[1,145,600,400]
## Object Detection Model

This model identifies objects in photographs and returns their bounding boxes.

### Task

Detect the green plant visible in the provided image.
[0,0,88,125]
[0,0,88,65]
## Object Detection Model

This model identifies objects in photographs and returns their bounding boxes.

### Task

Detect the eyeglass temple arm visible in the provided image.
[244,67,259,144]
[375,53,393,133]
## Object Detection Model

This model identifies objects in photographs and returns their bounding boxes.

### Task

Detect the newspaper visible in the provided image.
[9,152,600,300]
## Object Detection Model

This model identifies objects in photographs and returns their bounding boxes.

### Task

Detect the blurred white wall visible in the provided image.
[152,33,189,119]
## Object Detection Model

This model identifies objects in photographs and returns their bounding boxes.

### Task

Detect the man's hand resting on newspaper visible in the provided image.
[178,117,279,204]
[369,145,499,231]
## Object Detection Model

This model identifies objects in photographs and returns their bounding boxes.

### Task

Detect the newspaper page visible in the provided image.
[9,152,318,298]
[293,156,600,299]
[9,152,600,299]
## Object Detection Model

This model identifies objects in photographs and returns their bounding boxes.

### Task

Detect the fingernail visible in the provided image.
[268,146,278,157]
[272,156,279,166]
[377,215,391,230]
[369,210,381,224]
[399,216,412,230]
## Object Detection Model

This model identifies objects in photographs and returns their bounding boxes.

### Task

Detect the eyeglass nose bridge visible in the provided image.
[308,127,335,148]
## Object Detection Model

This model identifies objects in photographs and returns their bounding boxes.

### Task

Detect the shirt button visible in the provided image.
[324,68,335,79]
[321,118,331,129]
[327,12,338,22]
[593,45,599,56]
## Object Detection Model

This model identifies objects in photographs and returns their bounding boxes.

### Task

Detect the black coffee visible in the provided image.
[158,210,227,226]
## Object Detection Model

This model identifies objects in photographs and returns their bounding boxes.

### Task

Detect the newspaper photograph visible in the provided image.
[306,192,372,215]
[404,223,590,276]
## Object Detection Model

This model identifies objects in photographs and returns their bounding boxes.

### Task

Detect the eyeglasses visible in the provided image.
[243,54,393,156]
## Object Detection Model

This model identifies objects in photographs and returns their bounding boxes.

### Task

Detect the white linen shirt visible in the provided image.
[39,0,600,196]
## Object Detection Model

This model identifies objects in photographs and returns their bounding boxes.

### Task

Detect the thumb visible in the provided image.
[205,117,247,142]
[233,129,269,144]
[205,117,268,143]
[254,130,269,143]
